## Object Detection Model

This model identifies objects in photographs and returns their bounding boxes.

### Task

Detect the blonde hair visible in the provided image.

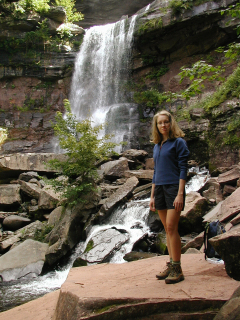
[151,110,185,144]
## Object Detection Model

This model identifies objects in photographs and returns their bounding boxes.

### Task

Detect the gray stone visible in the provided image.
[0,184,21,209]
[101,157,129,180]
[80,228,129,263]
[122,149,148,161]
[45,191,101,265]
[46,6,67,23]
[19,171,40,182]
[98,176,139,217]
[19,180,42,199]
[0,220,44,253]
[0,153,67,175]
[3,215,31,231]
[48,206,63,227]
[124,169,154,181]
[0,239,48,282]
[38,186,62,210]
[123,251,159,262]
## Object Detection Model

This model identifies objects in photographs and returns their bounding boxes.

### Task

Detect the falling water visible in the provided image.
[69,15,138,150]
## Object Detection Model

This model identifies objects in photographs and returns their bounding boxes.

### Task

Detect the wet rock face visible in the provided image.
[75,0,151,28]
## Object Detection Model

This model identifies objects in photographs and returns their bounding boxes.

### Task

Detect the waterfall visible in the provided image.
[69,15,138,151]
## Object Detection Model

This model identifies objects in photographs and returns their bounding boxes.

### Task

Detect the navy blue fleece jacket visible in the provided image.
[152,138,190,185]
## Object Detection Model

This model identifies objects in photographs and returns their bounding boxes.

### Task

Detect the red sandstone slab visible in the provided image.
[0,254,239,320]
[0,290,60,320]
[59,254,238,301]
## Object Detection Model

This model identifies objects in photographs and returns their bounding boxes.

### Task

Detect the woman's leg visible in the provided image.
[157,209,172,259]
[165,209,181,262]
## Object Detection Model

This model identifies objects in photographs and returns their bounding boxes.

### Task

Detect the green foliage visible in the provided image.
[221,3,240,36]
[203,66,240,112]
[138,18,163,34]
[169,0,193,15]
[48,99,118,206]
[134,89,169,108]
[34,223,54,242]
[0,127,8,146]
[18,0,50,14]
[146,65,169,79]
[55,0,83,22]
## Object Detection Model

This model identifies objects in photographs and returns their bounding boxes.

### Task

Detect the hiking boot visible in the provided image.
[165,263,184,284]
[156,262,172,280]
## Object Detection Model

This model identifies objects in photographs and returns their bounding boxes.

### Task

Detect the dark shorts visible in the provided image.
[154,184,186,211]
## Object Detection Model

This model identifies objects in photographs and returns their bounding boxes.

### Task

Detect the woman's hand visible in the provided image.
[149,197,156,211]
[173,194,184,213]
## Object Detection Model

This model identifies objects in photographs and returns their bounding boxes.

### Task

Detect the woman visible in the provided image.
[149,110,189,284]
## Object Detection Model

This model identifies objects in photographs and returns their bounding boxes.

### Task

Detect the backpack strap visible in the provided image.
[204,223,209,260]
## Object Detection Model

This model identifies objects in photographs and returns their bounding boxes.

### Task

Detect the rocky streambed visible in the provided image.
[0,151,240,317]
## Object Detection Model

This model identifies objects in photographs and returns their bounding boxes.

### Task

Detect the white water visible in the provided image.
[69,15,138,151]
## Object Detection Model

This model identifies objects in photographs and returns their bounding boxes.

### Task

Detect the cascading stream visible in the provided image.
[0,168,209,312]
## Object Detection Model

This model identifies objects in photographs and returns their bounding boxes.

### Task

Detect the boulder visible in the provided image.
[57,23,85,35]
[179,192,208,233]
[184,248,202,254]
[48,206,63,227]
[122,149,148,161]
[3,215,31,231]
[145,158,154,170]
[209,228,240,281]
[202,201,223,223]
[0,184,21,209]
[201,178,223,204]
[0,220,44,253]
[218,166,240,185]
[38,186,62,210]
[19,180,42,199]
[98,176,139,218]
[45,191,101,265]
[218,187,240,223]
[230,213,240,226]
[123,251,159,262]
[223,184,236,197]
[19,171,40,182]
[181,231,204,253]
[100,157,129,180]
[80,227,129,263]
[124,169,154,181]
[214,286,240,320]
[0,153,67,176]
[0,211,18,223]
[46,6,66,23]
[0,239,48,282]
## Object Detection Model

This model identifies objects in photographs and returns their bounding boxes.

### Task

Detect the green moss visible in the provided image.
[34,223,54,242]
[138,18,163,34]
[84,239,94,253]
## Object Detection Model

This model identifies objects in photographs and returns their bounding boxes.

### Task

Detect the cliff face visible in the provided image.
[0,0,239,169]
[75,0,151,28]
[130,0,240,168]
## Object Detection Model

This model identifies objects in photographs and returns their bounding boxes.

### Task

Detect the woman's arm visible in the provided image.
[173,179,186,213]
[149,183,156,211]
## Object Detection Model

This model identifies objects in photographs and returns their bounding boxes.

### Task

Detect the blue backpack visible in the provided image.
[204,220,226,259]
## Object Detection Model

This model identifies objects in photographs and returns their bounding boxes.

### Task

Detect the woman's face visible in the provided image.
[157,114,170,138]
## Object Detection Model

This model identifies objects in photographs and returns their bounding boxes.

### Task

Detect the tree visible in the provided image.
[48,99,118,206]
